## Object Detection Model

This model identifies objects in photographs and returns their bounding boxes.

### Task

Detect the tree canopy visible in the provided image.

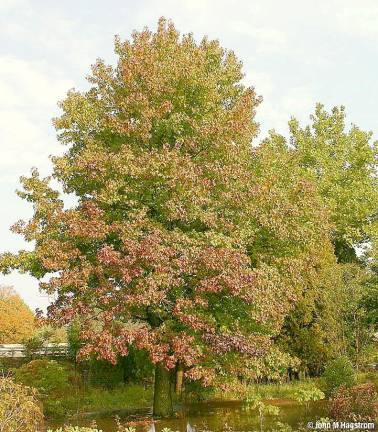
[1,18,378,416]
[264,105,378,374]
[266,104,378,260]
[0,285,35,343]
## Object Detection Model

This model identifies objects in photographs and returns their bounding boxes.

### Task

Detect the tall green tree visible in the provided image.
[251,137,343,375]
[266,105,378,372]
[363,266,378,329]
[1,19,331,415]
[288,104,378,260]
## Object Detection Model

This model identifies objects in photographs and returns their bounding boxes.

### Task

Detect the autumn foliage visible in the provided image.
[0,376,44,432]
[0,19,345,415]
[0,285,35,343]
[329,383,378,421]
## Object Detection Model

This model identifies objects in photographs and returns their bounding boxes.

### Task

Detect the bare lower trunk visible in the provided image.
[153,363,173,418]
[175,363,184,397]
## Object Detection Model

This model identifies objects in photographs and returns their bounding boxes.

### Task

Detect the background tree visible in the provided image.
[277,264,345,376]
[287,104,378,260]
[265,105,378,372]
[339,263,375,370]
[362,241,378,333]
[22,324,67,359]
[363,266,378,330]
[0,285,35,343]
[251,137,343,376]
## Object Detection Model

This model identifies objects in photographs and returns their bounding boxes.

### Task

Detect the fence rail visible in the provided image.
[0,343,69,358]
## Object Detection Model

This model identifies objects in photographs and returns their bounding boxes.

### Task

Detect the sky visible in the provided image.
[1,0,378,311]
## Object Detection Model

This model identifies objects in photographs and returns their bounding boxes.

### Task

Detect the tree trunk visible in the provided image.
[175,363,184,397]
[355,313,360,372]
[153,363,173,418]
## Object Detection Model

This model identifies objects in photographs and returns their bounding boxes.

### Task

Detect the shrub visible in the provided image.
[322,356,355,396]
[244,395,280,432]
[0,376,44,432]
[22,325,67,358]
[184,379,214,401]
[14,359,70,416]
[84,348,153,389]
[14,359,70,396]
[294,387,325,410]
[329,383,378,421]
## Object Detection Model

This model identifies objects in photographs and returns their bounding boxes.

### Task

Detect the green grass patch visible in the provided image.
[79,383,153,412]
[356,370,378,387]
[46,383,153,418]
[211,379,323,401]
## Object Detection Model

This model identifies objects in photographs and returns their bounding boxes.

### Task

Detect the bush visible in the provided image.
[22,325,67,358]
[0,376,44,432]
[322,356,355,396]
[185,379,214,401]
[14,359,70,416]
[85,348,153,389]
[294,387,325,410]
[329,383,378,421]
[14,359,70,396]
[68,320,153,389]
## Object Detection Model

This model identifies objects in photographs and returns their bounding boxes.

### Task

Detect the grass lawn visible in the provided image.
[211,379,322,401]
[46,383,153,418]
[78,383,153,412]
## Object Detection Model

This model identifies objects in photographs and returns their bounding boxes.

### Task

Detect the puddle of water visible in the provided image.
[47,399,329,431]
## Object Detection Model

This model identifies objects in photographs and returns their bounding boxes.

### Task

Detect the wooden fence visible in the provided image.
[0,343,69,358]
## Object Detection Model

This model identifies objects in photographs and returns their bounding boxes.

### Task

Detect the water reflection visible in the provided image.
[47,399,328,432]
[148,422,196,432]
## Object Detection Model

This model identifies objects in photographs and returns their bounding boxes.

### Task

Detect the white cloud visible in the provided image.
[231,21,287,54]
[0,272,51,312]
[326,0,378,39]
[0,0,26,10]
[0,57,73,108]
[281,86,316,118]
[0,110,48,167]
[244,70,274,96]
[0,57,73,179]
[255,86,316,140]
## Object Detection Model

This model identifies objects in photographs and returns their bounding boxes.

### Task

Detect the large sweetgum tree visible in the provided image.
[1,19,331,416]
